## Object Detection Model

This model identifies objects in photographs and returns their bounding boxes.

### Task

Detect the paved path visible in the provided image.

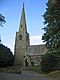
[0,71,60,80]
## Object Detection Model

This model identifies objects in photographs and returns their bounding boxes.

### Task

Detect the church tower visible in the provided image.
[14,3,30,66]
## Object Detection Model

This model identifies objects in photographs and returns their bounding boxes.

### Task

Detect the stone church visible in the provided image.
[14,3,47,66]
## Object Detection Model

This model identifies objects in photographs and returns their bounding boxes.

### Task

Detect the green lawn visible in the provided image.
[47,71,60,77]
[0,66,60,77]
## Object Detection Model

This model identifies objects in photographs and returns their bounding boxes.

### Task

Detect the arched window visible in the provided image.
[19,34,22,40]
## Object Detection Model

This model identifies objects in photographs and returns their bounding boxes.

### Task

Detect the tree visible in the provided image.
[41,0,60,72]
[0,14,6,27]
[42,0,60,53]
[0,44,14,67]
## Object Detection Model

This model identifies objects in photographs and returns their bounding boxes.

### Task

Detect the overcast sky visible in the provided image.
[0,0,47,54]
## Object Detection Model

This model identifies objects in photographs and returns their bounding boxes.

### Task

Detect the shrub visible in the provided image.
[40,53,57,72]
[54,52,60,70]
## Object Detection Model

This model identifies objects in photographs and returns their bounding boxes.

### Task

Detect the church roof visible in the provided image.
[26,45,47,56]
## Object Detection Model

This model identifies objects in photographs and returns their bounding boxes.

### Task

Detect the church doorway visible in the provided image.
[25,59,28,66]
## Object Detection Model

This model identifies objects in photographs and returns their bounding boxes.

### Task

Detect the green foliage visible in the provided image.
[0,14,6,27]
[42,0,60,53]
[41,0,60,73]
[54,52,60,70]
[40,53,57,72]
[0,44,14,67]
[21,66,41,73]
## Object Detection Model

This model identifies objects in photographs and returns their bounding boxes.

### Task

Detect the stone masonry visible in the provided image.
[14,3,47,66]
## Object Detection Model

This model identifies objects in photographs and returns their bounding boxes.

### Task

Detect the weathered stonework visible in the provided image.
[14,3,47,66]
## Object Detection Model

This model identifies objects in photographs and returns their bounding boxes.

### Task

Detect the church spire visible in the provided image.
[19,2,27,33]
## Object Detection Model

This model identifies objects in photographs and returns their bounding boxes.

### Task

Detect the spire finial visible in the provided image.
[19,0,27,33]
[22,0,24,8]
